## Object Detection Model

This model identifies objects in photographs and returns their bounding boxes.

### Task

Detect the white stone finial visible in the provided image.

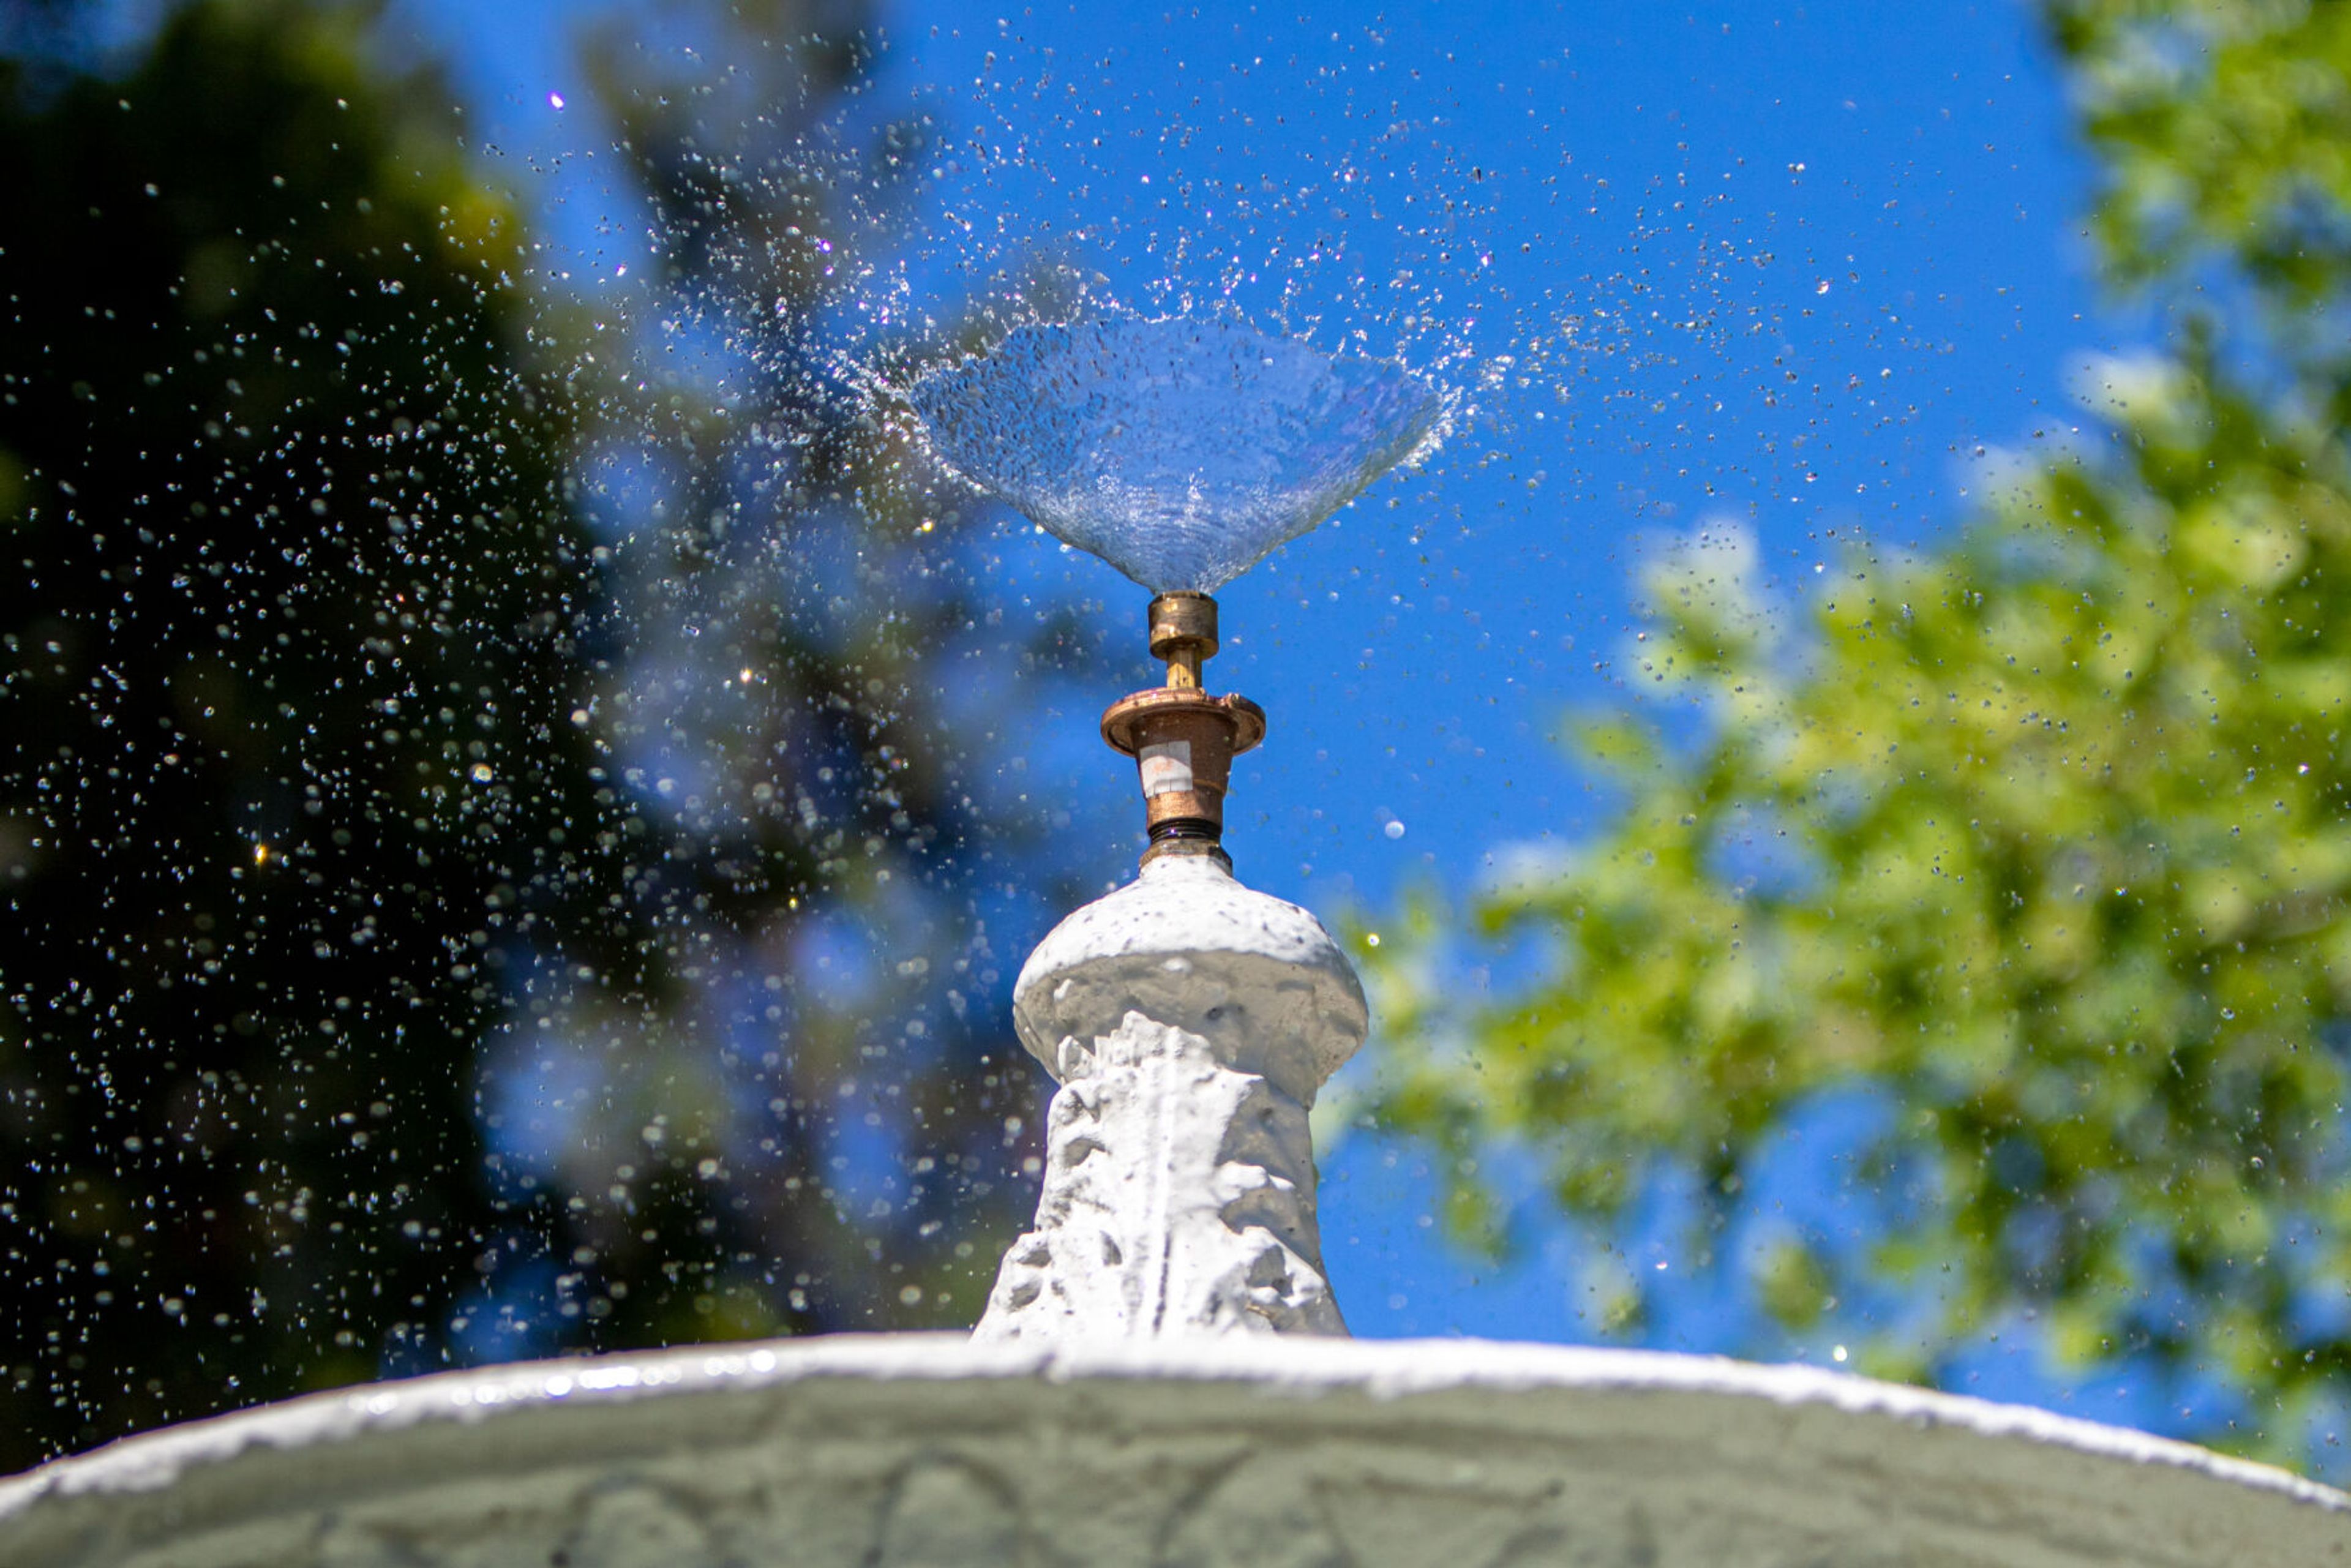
[973,853,1368,1342]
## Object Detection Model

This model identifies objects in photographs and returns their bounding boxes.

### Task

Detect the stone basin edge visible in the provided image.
[2,1333,2344,1521]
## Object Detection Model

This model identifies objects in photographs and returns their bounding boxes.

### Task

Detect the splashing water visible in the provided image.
[908,315,1447,593]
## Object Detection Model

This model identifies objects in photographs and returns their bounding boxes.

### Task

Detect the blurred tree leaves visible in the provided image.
[0,0,618,1465]
[2054,0,2351,320]
[523,0,1089,1358]
[0,0,1072,1471]
[1366,0,2351,1469]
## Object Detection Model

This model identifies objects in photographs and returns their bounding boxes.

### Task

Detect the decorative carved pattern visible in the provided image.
[873,1457,1025,1566]
[976,1011,1344,1341]
[70,1433,2239,1568]
[973,855,1367,1342]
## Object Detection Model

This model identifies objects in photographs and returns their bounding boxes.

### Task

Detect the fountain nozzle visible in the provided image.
[1149,590,1219,689]
[1103,593,1265,866]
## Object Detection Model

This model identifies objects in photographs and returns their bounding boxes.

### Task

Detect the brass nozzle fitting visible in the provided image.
[1147,590,1218,690]
[1104,594,1264,864]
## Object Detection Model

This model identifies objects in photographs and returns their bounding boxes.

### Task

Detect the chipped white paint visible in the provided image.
[2,1336,2345,1567]
[975,852,1367,1341]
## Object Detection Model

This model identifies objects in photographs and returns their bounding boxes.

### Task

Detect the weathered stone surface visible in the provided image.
[2,1337,2345,1567]
[977,854,1366,1341]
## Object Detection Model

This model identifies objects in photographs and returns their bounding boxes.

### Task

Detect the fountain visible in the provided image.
[2,313,2346,1565]
[913,315,1439,1340]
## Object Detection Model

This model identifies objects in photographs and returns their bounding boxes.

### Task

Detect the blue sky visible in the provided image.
[372,0,2192,1422]
[400,0,2140,909]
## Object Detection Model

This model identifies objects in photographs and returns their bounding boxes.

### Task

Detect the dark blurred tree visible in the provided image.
[0,0,1079,1471]
[0,0,627,1466]
[1366,0,2351,1472]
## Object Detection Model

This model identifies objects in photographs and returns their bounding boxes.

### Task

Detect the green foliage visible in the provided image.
[2055,0,2351,314]
[1368,0,2351,1466]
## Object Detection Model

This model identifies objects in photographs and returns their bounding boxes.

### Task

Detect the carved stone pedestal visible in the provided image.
[973,852,1367,1341]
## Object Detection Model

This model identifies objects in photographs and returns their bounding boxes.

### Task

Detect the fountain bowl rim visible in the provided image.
[4,1333,2344,1521]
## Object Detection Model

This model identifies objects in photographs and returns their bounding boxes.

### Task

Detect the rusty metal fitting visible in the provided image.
[1147,591,1219,690]
[1101,686,1265,861]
